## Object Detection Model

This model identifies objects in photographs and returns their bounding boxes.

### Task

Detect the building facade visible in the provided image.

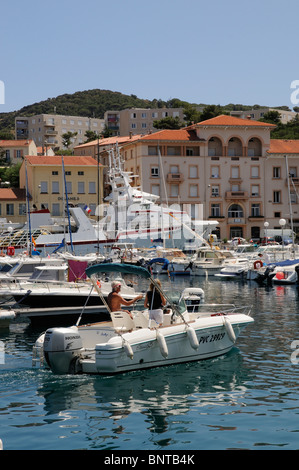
[231,108,298,124]
[19,156,104,218]
[0,139,38,165]
[15,114,105,150]
[104,107,185,136]
[119,114,299,240]
[0,188,27,225]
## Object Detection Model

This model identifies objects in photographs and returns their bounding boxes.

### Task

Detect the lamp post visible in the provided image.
[279,218,286,259]
[264,221,269,244]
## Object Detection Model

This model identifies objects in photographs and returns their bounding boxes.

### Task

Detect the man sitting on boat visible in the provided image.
[107,281,143,319]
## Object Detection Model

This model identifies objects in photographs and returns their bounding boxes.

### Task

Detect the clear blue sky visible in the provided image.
[1,0,299,113]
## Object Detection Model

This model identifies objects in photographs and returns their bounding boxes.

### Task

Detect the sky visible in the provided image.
[1,0,299,113]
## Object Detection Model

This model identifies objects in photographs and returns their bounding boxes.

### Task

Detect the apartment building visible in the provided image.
[231,108,298,124]
[104,107,185,136]
[19,156,104,218]
[0,139,38,165]
[119,114,299,241]
[15,114,105,150]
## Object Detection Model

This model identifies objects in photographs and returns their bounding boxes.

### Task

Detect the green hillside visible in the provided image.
[1,88,297,139]
[0,88,260,134]
[0,90,188,133]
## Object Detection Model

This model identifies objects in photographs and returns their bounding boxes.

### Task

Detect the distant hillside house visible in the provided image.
[0,139,37,164]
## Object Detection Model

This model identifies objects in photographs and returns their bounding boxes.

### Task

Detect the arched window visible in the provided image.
[248,138,262,157]
[228,137,242,157]
[228,204,243,218]
[208,137,223,157]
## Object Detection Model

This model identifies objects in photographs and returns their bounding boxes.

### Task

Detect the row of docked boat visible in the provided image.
[148,242,299,285]
[0,239,296,328]
[0,249,254,376]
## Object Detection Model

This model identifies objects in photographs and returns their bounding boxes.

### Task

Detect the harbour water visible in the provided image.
[1,276,299,451]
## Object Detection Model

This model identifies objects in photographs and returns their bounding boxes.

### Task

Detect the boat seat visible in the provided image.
[110,310,135,331]
[131,310,149,328]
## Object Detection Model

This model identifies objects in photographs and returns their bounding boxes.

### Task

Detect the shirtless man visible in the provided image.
[107,281,143,319]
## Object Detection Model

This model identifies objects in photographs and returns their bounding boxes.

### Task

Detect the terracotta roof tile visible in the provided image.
[195,114,276,128]
[139,129,200,141]
[0,188,27,200]
[25,155,100,166]
[268,139,299,154]
[0,140,34,147]
[74,134,142,148]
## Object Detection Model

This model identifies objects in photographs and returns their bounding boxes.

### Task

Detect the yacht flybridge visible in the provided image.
[34,263,254,375]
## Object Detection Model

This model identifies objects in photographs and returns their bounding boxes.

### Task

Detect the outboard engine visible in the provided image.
[43,326,83,375]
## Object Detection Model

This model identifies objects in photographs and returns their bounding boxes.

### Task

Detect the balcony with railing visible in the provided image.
[286,177,299,185]
[225,191,248,200]
[45,129,58,135]
[167,173,184,183]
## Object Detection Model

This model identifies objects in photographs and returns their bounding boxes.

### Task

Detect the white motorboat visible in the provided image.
[0,255,65,283]
[215,257,251,280]
[247,258,299,284]
[271,260,299,285]
[0,263,140,309]
[168,247,235,276]
[33,263,253,375]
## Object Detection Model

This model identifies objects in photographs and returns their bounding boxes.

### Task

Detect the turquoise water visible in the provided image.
[1,277,299,450]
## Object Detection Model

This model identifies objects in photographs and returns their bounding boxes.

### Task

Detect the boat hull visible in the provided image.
[42,313,253,375]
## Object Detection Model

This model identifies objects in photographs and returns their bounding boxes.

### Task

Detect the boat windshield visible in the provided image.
[166,292,187,315]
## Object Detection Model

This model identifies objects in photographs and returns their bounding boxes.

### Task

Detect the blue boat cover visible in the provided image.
[148,258,169,266]
[86,263,151,279]
[269,258,299,267]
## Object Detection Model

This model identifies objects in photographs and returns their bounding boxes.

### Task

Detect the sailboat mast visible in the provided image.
[25,158,32,256]
[285,155,296,253]
[61,156,74,253]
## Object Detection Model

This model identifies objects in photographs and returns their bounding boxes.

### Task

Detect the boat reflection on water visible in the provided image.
[36,348,253,436]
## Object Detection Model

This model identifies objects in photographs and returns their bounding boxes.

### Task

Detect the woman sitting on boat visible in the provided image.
[107,280,143,319]
[144,279,166,327]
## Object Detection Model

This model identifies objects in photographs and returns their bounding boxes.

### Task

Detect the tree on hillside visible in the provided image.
[62,131,77,149]
[0,163,21,187]
[183,104,202,126]
[0,130,14,140]
[102,125,114,138]
[199,105,223,121]
[84,130,99,143]
[259,110,281,125]
[153,116,184,130]
[270,114,299,139]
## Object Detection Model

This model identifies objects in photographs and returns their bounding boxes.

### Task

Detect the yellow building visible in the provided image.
[19,156,104,218]
[0,188,27,225]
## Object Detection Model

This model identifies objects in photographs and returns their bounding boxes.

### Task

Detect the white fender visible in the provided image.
[123,340,134,360]
[156,330,168,358]
[186,326,199,350]
[223,316,236,343]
